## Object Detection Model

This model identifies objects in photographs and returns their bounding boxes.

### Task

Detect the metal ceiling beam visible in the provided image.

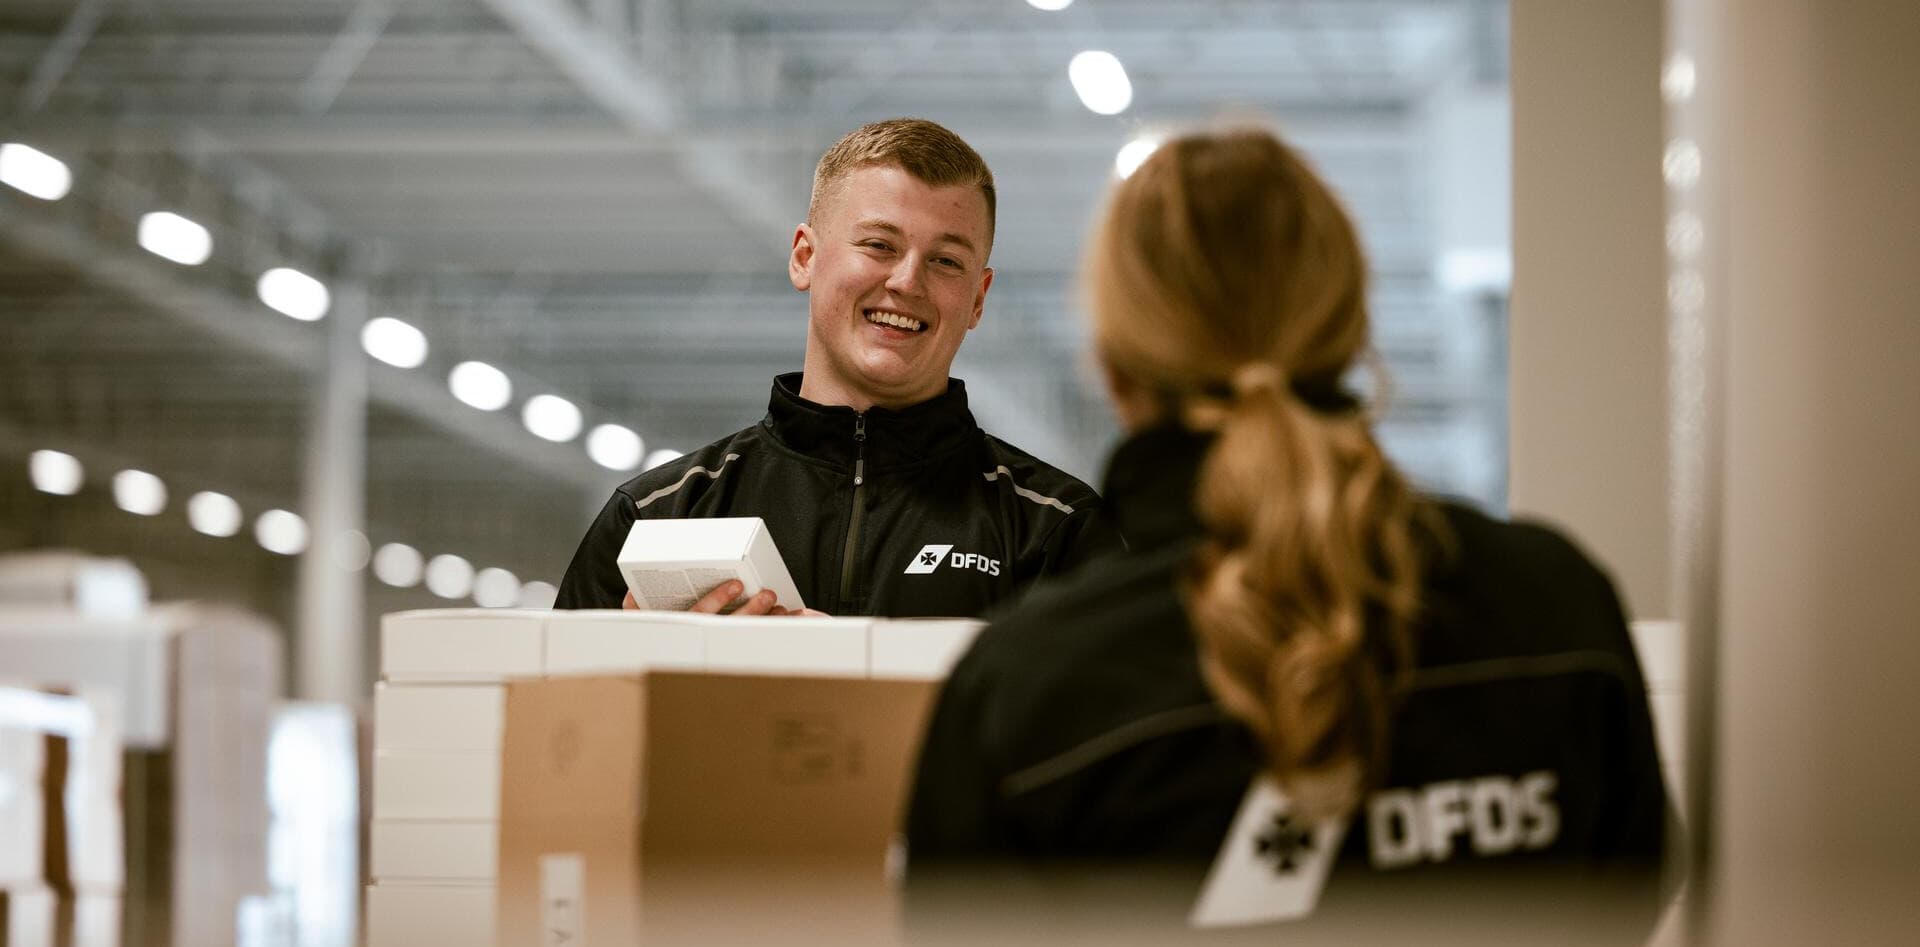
[475,0,800,243]
[299,0,396,114]
[17,0,109,113]
[0,211,612,494]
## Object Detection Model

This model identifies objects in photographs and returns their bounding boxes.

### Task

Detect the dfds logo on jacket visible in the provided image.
[904,544,1002,576]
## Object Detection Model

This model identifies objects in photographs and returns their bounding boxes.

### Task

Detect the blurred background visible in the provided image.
[0,0,1514,678]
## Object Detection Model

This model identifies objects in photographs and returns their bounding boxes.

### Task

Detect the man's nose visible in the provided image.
[885,253,926,296]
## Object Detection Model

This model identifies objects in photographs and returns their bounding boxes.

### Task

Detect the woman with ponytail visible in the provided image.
[905,126,1671,940]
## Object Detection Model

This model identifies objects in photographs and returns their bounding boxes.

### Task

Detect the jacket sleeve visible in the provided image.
[1037,502,1128,580]
[554,490,637,610]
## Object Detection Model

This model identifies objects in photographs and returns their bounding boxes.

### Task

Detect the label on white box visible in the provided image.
[373,683,505,752]
[869,619,985,680]
[703,615,870,676]
[380,609,545,682]
[539,853,585,946]
[617,517,805,612]
[544,610,706,675]
[372,751,501,820]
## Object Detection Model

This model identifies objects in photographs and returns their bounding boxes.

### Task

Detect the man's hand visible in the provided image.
[622,581,815,616]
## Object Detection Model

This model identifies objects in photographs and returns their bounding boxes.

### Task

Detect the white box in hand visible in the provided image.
[617,517,804,612]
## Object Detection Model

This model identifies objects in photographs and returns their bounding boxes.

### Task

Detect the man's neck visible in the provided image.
[796,371,942,413]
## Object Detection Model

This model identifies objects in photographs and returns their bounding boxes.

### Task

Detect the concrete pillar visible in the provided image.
[296,277,369,703]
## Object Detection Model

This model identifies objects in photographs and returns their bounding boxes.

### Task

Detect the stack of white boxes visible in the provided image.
[0,686,123,947]
[364,608,983,947]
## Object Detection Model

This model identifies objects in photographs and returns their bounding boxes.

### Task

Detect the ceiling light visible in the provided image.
[137,211,213,266]
[1026,0,1073,9]
[1069,50,1132,116]
[0,143,72,201]
[522,394,582,443]
[28,450,83,495]
[255,509,309,556]
[372,542,424,587]
[187,491,243,537]
[517,580,558,609]
[424,554,474,599]
[449,361,512,411]
[257,267,330,321]
[642,448,683,471]
[1115,135,1161,178]
[586,423,644,471]
[472,568,520,608]
[112,470,167,516]
[361,317,428,369]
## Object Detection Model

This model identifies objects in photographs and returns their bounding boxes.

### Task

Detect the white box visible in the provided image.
[869,618,985,680]
[617,517,804,612]
[543,610,705,676]
[702,615,869,677]
[1630,619,1685,694]
[380,610,545,682]
[0,722,46,887]
[370,820,498,882]
[1649,691,1687,773]
[365,883,495,947]
[373,683,505,752]
[0,612,174,748]
[1,885,55,947]
[372,751,500,820]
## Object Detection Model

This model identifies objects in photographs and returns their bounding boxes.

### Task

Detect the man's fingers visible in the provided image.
[688,580,745,614]
[622,591,639,610]
[731,589,780,616]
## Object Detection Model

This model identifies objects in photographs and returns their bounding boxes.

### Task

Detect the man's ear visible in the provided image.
[968,266,994,330]
[789,224,816,291]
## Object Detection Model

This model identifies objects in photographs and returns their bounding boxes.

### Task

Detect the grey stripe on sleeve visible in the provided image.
[634,453,742,510]
[983,465,1076,515]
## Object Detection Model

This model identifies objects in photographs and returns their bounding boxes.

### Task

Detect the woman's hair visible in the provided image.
[1085,127,1437,821]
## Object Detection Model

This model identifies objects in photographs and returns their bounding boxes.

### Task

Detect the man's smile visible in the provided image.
[864,307,927,332]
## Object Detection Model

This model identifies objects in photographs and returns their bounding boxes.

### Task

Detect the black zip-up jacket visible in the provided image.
[555,373,1124,617]
[905,425,1672,941]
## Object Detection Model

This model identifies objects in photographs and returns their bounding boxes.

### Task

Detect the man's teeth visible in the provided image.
[865,310,925,332]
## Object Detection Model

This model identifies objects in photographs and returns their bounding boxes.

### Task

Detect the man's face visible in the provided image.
[790,164,994,410]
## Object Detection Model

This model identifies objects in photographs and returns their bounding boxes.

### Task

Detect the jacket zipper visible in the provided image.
[839,414,867,605]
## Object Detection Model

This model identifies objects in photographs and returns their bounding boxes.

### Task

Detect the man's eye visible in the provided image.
[934,257,963,270]
[861,240,892,252]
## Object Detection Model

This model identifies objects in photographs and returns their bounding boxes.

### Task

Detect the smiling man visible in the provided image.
[555,119,1123,617]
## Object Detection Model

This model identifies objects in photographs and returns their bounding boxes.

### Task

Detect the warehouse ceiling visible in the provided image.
[0,0,1507,630]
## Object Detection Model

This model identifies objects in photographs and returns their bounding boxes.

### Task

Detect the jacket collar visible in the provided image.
[763,372,981,470]
[1099,423,1212,549]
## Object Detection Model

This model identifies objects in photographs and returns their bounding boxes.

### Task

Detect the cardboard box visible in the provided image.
[364,883,494,947]
[544,611,704,676]
[496,672,939,945]
[373,683,504,752]
[369,820,498,882]
[703,615,870,677]
[371,751,500,821]
[617,517,805,612]
[379,609,545,683]
[868,618,985,680]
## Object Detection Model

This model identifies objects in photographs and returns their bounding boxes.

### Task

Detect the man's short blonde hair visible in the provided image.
[807,118,997,246]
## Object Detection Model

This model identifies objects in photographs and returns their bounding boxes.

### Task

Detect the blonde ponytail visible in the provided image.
[1184,376,1427,821]
[1084,127,1439,821]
